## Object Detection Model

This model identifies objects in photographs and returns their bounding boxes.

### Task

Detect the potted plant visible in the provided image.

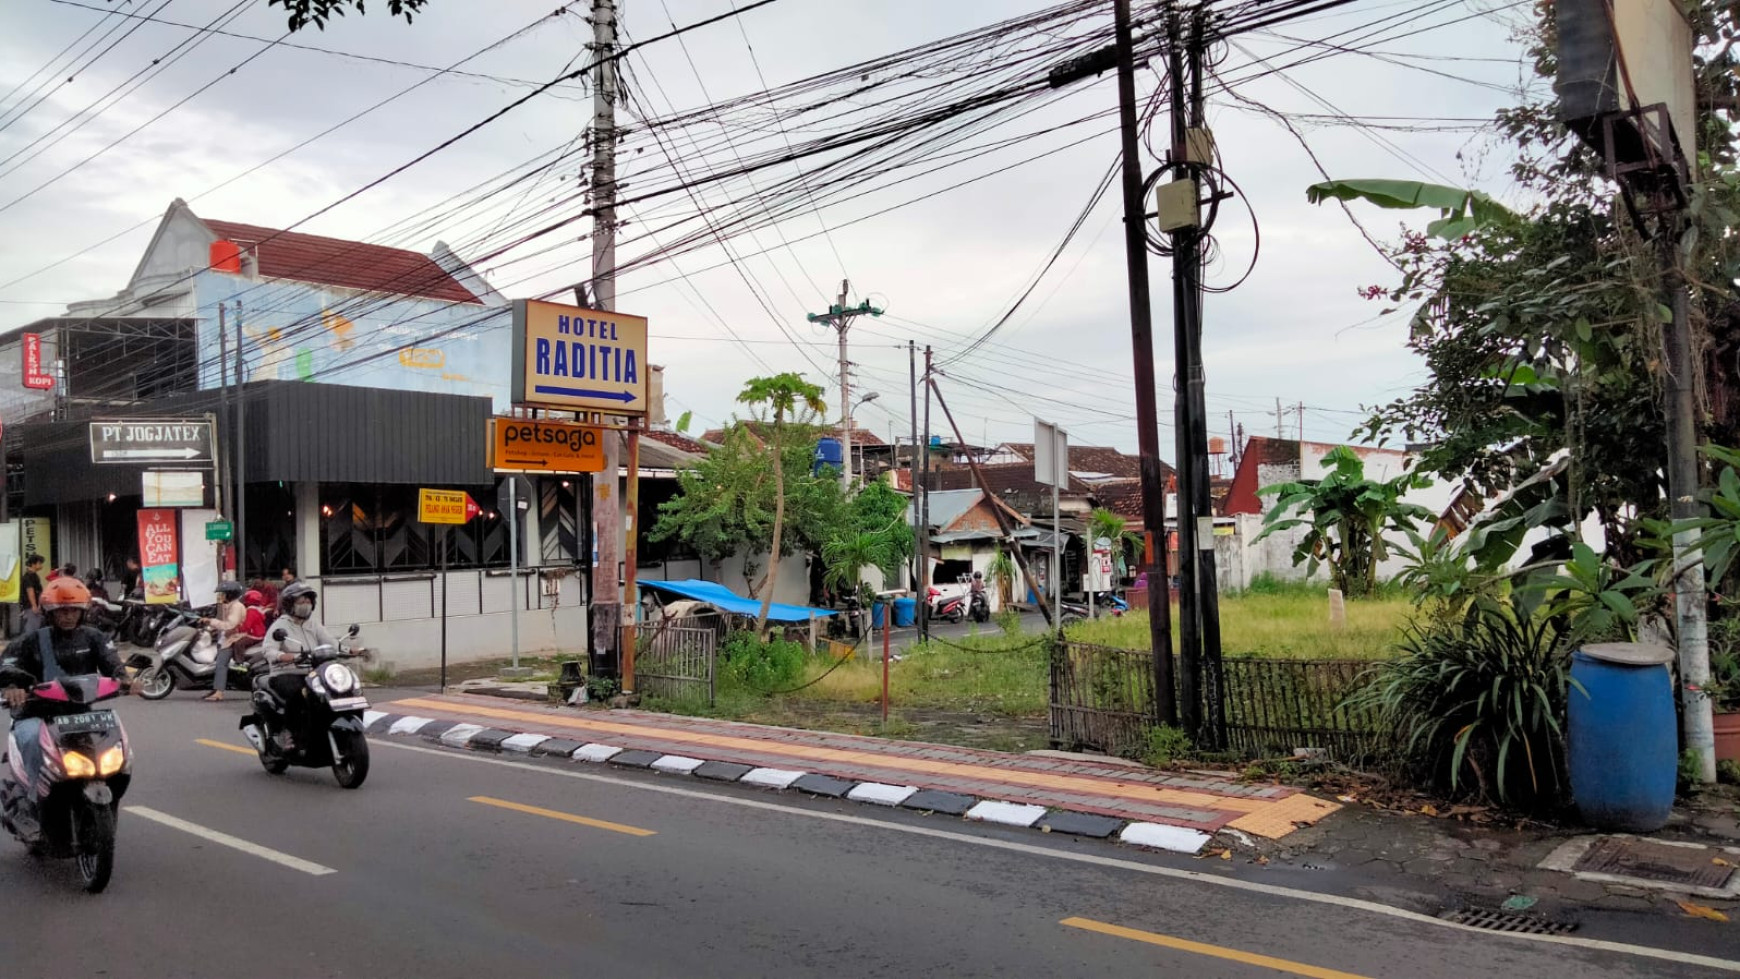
[1713,645,1740,763]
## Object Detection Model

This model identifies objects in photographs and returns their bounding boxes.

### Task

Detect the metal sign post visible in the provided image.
[498,475,534,678]
[1034,418,1068,629]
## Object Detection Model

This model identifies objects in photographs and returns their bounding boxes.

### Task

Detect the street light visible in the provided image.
[847,391,880,490]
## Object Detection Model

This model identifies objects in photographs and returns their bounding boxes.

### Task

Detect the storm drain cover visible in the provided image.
[1440,909,1575,936]
[1572,836,1735,891]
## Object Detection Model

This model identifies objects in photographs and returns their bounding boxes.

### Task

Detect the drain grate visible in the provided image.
[1440,909,1575,935]
[1573,836,1735,891]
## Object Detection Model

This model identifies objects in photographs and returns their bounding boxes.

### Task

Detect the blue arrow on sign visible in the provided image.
[533,385,637,403]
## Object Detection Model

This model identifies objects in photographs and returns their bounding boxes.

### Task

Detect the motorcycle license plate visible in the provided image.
[55,712,117,734]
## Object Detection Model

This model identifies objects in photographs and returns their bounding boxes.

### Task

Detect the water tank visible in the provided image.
[1568,643,1677,832]
[209,239,242,273]
[813,437,843,476]
[1209,436,1227,455]
[892,596,917,627]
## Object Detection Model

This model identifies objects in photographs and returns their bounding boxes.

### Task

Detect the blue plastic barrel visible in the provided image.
[893,596,916,627]
[871,601,887,629]
[813,437,843,476]
[1568,643,1677,832]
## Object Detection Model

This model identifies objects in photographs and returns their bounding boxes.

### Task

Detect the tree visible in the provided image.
[735,374,828,633]
[650,424,845,594]
[1328,1,1740,571]
[1255,446,1435,598]
[267,0,429,31]
[820,479,914,597]
[1087,507,1143,579]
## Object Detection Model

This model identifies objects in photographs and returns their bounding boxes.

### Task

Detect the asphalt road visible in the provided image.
[1,692,1733,978]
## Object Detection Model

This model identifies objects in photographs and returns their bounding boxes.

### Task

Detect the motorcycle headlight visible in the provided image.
[98,745,126,775]
[63,751,97,778]
[319,662,357,694]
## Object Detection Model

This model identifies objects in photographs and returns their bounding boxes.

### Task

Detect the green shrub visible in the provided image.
[719,631,807,694]
[1345,602,1576,810]
[1139,724,1192,767]
[996,608,1022,637]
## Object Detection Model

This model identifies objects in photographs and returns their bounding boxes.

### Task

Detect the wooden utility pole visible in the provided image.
[806,281,882,491]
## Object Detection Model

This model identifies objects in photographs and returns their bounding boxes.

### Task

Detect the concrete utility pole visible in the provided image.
[806,280,882,492]
[589,0,623,674]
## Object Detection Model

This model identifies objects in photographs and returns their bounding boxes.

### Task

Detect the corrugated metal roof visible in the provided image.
[910,488,982,531]
[202,218,480,304]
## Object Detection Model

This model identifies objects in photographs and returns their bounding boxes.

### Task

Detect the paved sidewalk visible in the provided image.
[372,692,1340,841]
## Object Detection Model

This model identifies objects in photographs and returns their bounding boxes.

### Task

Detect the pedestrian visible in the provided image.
[281,565,299,587]
[120,556,141,598]
[19,554,45,634]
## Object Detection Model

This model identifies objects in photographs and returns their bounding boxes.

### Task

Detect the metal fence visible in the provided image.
[636,624,718,705]
[1049,642,1159,757]
[1049,641,1383,760]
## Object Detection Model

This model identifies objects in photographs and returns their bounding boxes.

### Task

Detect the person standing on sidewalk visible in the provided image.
[19,554,45,635]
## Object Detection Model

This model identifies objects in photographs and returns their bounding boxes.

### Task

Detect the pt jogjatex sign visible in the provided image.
[89,420,215,465]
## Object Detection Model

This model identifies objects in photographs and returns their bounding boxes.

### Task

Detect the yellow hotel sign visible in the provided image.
[511,299,648,415]
[418,489,477,525]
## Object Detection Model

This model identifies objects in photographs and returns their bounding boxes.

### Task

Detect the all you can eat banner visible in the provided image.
[137,508,180,605]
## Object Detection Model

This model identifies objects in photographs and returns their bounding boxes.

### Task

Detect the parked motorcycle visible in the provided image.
[927,586,965,624]
[240,625,370,789]
[968,589,990,624]
[127,609,250,701]
[130,602,215,651]
[0,673,132,893]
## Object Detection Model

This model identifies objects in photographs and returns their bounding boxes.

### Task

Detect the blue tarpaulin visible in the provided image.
[639,579,837,622]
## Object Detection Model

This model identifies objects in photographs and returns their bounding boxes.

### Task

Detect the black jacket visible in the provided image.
[0,625,124,687]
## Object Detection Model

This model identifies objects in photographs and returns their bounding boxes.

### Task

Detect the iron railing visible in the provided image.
[1049,640,1382,760]
[636,623,718,705]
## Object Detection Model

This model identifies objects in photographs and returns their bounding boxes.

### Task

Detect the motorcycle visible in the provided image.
[1,672,132,893]
[239,625,370,789]
[968,589,990,624]
[127,609,250,701]
[130,602,215,652]
[927,586,965,624]
[80,574,127,642]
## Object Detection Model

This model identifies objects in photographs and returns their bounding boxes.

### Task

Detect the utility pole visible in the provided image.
[1274,397,1285,441]
[589,0,623,677]
[233,300,247,581]
[806,280,882,492]
[909,342,922,599]
[1110,0,1177,726]
[919,345,933,642]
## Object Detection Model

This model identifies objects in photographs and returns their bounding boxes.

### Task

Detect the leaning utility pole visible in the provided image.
[807,281,882,491]
[589,0,623,675]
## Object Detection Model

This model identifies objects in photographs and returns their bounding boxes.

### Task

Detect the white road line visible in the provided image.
[375,739,1740,975]
[125,806,337,877]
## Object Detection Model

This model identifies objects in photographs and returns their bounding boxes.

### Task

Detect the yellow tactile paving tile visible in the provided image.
[1226,793,1342,839]
[389,696,1343,834]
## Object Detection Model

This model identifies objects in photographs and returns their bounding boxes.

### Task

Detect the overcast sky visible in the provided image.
[0,0,1543,461]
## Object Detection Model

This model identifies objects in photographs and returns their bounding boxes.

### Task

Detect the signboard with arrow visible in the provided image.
[510,298,649,415]
[89,420,214,465]
[489,418,605,473]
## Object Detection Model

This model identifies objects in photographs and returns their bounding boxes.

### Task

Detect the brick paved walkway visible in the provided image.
[380,693,1339,838]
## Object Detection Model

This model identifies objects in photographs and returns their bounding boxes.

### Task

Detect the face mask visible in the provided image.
[292,601,314,618]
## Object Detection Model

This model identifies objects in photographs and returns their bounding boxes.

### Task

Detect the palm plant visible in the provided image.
[737,373,827,634]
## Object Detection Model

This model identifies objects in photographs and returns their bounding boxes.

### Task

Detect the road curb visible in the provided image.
[361,710,1215,855]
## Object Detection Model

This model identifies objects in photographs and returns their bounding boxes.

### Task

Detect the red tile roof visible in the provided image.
[645,430,713,455]
[999,442,1149,480]
[202,218,479,304]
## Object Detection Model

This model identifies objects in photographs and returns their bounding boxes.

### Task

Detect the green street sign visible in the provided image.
[205,519,234,542]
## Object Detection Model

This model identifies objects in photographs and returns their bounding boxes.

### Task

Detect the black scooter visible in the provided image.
[240,625,370,789]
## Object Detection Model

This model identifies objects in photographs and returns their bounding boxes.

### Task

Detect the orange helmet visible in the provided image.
[40,577,91,611]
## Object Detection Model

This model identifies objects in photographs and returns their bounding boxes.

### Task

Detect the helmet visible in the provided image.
[40,577,91,612]
[280,581,318,619]
[242,589,265,607]
[218,580,244,601]
[973,571,983,579]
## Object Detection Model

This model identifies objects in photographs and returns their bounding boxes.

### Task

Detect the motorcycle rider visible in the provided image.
[1,578,134,798]
[254,582,337,749]
[201,581,248,702]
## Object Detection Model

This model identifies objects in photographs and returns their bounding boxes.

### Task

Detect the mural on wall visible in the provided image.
[194,271,512,409]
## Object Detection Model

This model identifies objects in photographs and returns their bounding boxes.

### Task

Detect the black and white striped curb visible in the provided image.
[363,710,1214,855]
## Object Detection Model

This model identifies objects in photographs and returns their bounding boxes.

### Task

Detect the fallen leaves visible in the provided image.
[1677,901,1731,923]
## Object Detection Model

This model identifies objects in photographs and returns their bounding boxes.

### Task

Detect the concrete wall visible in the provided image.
[317,566,587,670]
[711,551,811,607]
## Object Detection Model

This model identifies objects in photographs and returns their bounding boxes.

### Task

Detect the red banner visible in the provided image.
[21,333,53,391]
[137,508,180,604]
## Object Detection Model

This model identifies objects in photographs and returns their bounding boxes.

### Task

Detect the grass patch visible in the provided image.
[1066,590,1409,659]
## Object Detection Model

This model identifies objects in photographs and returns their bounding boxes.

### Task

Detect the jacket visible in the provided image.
[259,616,339,672]
[0,625,124,687]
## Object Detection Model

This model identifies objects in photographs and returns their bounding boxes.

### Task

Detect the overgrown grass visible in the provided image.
[1065,588,1410,659]
[792,632,1050,715]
